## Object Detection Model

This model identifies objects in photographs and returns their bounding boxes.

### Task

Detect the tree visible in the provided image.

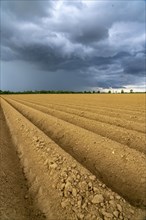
[130,89,133,93]
[97,90,100,93]
[121,89,124,94]
[108,90,111,93]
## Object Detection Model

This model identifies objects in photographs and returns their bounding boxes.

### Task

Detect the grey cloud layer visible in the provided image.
[1,1,145,90]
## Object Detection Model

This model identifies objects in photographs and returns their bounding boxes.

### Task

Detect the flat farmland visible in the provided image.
[1,94,146,220]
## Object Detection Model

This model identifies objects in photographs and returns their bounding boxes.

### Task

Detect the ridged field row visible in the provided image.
[3,97,146,209]
[10,94,145,113]
[8,98,146,154]
[10,96,146,122]
[10,97,145,134]
[2,98,146,220]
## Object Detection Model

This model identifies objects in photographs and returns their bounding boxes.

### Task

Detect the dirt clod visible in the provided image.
[91,194,104,204]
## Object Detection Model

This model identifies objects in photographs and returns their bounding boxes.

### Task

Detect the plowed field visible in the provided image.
[0,94,146,220]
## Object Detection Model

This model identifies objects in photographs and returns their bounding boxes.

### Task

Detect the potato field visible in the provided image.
[0,94,146,220]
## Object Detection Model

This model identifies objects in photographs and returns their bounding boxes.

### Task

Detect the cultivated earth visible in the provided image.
[0,94,146,220]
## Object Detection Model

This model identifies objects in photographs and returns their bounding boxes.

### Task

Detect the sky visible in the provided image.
[1,0,146,92]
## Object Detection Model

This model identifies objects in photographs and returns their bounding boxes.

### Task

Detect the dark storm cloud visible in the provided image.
[68,24,108,44]
[1,1,52,21]
[123,54,145,76]
[1,0,145,91]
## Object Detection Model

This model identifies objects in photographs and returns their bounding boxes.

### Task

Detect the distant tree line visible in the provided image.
[0,89,145,95]
[0,90,101,94]
[108,89,135,94]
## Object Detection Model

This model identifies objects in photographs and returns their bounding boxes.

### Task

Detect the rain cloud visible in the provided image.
[1,0,145,91]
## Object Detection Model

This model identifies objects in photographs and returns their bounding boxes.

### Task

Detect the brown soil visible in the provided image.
[11,96,145,133]
[1,94,146,220]
[3,98,146,208]
[0,106,45,220]
[20,99,144,123]
[12,99,146,154]
[10,93,145,113]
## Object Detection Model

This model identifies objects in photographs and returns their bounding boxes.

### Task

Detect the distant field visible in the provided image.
[1,94,146,220]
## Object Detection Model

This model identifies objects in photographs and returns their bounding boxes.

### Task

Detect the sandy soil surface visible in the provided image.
[10,95,146,133]
[0,106,45,220]
[3,98,146,206]
[11,99,146,154]
[1,94,146,220]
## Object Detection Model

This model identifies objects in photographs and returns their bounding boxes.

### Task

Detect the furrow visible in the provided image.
[62,103,145,114]
[49,103,145,126]
[4,97,146,208]
[11,98,146,154]
[7,94,145,114]
[52,103,145,123]
[12,97,145,123]
[21,97,145,114]
[11,98,145,134]
[11,96,145,116]
[54,102,145,113]
[2,99,146,220]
